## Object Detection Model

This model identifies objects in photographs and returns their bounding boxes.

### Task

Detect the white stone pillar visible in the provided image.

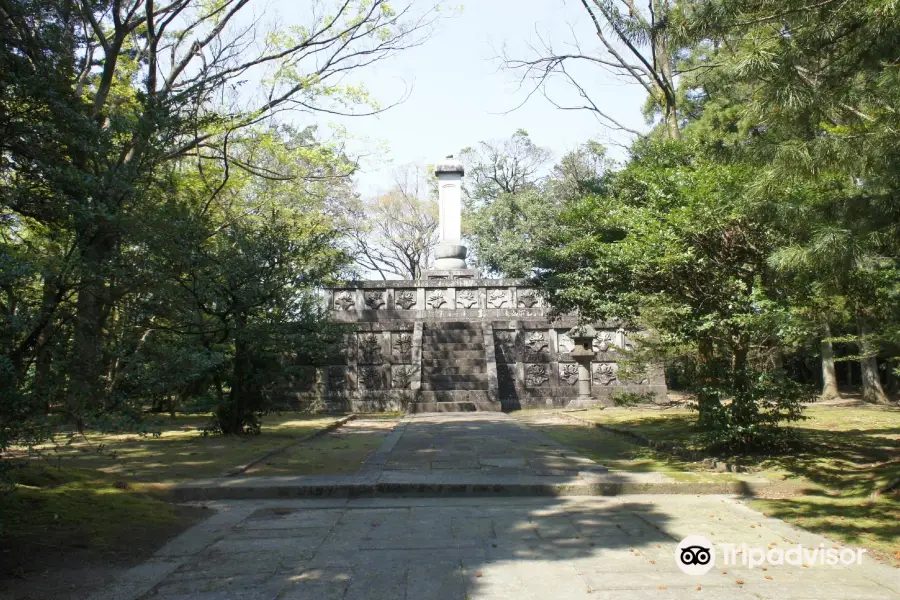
[433,155,467,270]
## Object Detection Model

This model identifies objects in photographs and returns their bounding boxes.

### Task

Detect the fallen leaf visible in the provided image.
[649,560,656,564]
[696,585,702,591]
[475,572,483,578]
[765,575,773,580]
[658,585,667,590]
[736,580,745,585]
[721,570,728,574]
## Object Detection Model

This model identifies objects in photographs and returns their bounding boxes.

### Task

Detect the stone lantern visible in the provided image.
[567,325,596,406]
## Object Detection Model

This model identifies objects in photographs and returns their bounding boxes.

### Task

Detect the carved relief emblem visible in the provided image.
[392,365,414,389]
[393,333,413,361]
[518,290,539,308]
[395,290,417,310]
[593,363,617,386]
[456,289,477,308]
[334,291,355,310]
[360,366,380,389]
[427,290,446,308]
[594,331,615,352]
[525,364,549,387]
[558,333,574,354]
[495,330,515,344]
[359,333,382,364]
[364,291,385,309]
[328,367,345,389]
[560,363,579,385]
[524,332,548,361]
[487,290,508,308]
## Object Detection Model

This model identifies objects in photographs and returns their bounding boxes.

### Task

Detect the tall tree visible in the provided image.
[1,0,441,436]
[501,1,683,139]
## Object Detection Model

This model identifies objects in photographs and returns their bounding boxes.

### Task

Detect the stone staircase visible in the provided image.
[413,322,493,411]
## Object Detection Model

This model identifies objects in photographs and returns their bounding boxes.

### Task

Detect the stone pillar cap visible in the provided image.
[568,325,598,341]
[434,155,465,176]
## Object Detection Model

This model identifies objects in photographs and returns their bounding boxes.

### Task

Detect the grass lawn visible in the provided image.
[248,416,399,476]
[514,404,900,566]
[1,411,359,593]
[10,412,344,485]
[0,463,209,587]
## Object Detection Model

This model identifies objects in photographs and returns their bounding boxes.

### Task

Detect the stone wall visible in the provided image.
[287,279,666,412]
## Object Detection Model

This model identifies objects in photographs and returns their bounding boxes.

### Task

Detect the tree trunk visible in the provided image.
[222,312,251,434]
[69,225,116,425]
[33,277,59,412]
[696,337,720,427]
[857,318,889,404]
[652,0,680,140]
[820,323,840,400]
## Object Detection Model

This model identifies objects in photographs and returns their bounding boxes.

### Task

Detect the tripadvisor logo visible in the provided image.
[676,535,867,575]
[676,535,716,575]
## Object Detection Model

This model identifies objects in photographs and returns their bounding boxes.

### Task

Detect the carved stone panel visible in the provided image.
[487,289,509,308]
[592,362,618,386]
[517,290,540,308]
[358,332,383,365]
[494,330,517,363]
[523,331,549,362]
[525,364,549,387]
[593,330,616,353]
[364,290,385,310]
[359,365,381,390]
[456,289,478,309]
[560,363,579,386]
[391,365,415,389]
[395,290,417,310]
[427,290,447,309]
[392,332,413,363]
[334,291,355,310]
[557,331,575,361]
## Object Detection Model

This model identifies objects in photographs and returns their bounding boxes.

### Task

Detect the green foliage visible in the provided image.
[1,0,432,451]
[462,136,610,277]
[533,139,816,449]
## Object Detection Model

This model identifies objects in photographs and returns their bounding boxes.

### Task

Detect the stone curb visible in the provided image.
[556,411,748,473]
[219,414,357,477]
[170,478,775,501]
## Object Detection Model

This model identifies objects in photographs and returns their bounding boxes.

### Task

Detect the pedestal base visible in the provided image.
[425,269,478,279]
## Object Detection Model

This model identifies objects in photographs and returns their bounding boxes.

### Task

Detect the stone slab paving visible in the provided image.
[174,413,683,501]
[94,495,900,600]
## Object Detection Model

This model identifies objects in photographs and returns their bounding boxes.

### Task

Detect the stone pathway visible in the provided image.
[94,495,900,600]
[174,413,679,501]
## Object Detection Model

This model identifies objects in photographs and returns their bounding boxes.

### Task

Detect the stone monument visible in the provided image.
[431,155,472,276]
[286,154,666,413]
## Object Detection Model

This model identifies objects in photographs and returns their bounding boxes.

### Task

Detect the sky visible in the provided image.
[272,0,652,196]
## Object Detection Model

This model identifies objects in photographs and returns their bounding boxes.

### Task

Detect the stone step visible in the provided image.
[406,401,477,413]
[415,390,496,403]
[421,350,485,360]
[423,365,486,375]
[421,358,485,367]
[420,381,488,391]
[422,332,484,343]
